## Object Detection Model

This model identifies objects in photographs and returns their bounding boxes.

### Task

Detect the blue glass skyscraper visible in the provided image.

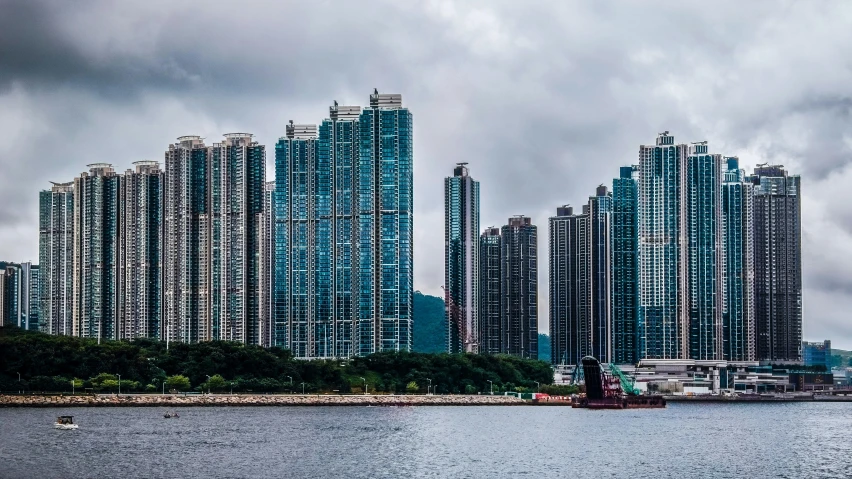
[445,163,480,354]
[722,157,755,361]
[274,91,413,358]
[359,91,413,355]
[638,132,723,360]
[611,166,639,364]
[638,133,689,359]
[686,142,723,360]
[275,122,320,356]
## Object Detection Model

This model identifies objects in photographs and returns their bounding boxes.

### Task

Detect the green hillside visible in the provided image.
[413,291,446,353]
[538,334,551,362]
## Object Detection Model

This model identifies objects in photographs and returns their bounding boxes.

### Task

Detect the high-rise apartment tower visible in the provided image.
[501,216,538,359]
[39,182,74,336]
[444,163,480,353]
[751,164,802,362]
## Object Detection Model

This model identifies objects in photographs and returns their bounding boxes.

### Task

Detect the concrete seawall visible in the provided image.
[0,394,527,408]
[664,394,852,402]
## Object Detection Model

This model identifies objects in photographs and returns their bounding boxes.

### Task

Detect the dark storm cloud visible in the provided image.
[2,0,852,346]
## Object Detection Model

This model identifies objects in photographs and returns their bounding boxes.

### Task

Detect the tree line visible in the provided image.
[0,327,555,394]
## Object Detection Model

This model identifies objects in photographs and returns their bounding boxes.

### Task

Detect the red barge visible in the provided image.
[571,356,666,409]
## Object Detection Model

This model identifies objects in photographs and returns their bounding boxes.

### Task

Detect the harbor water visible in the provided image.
[1,402,850,478]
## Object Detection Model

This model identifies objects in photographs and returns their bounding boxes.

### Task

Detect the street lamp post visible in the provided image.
[360,377,367,395]
[301,382,306,394]
[206,375,211,395]
[427,378,432,395]
[487,380,493,395]
[230,382,234,395]
[71,379,75,395]
[287,376,293,393]
[534,381,540,393]
[17,372,21,394]
[117,374,121,395]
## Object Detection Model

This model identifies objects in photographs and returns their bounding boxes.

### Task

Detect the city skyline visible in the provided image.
[1,1,849,347]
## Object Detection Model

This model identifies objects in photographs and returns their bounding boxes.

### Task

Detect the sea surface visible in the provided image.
[1,402,850,478]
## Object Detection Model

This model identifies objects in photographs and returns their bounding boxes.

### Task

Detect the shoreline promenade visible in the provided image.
[0,393,526,408]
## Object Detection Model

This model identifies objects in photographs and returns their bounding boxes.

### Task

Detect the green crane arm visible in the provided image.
[609,363,641,396]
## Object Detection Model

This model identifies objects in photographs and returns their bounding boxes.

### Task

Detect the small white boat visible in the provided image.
[55,416,78,430]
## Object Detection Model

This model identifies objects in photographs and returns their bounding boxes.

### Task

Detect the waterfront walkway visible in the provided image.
[0,393,526,407]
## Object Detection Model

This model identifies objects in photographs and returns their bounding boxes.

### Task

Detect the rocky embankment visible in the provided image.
[0,393,526,407]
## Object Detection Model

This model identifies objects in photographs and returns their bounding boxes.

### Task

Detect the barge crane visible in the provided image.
[573,356,666,409]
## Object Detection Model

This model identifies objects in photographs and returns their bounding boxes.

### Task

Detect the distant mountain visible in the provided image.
[413,291,446,353]
[413,292,552,363]
[538,334,551,362]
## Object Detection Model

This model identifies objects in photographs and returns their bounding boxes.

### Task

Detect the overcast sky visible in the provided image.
[1,0,851,346]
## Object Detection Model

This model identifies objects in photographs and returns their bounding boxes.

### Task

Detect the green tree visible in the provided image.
[101,379,119,392]
[145,383,156,392]
[91,373,117,388]
[166,375,191,392]
[207,374,227,391]
[406,381,419,393]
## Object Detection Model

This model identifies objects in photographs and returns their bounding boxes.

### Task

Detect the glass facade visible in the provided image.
[273,91,413,358]
[444,164,480,354]
[686,143,723,360]
[802,340,830,368]
[638,133,689,359]
[722,158,755,361]
[275,123,321,357]
[638,133,724,360]
[611,166,639,364]
[359,92,413,355]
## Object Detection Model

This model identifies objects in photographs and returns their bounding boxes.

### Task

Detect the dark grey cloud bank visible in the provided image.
[2,0,851,346]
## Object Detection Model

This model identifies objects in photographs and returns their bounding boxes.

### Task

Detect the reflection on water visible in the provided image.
[1,403,851,478]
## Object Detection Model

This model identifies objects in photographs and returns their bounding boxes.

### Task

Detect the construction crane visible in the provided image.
[441,285,476,353]
[608,363,641,396]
